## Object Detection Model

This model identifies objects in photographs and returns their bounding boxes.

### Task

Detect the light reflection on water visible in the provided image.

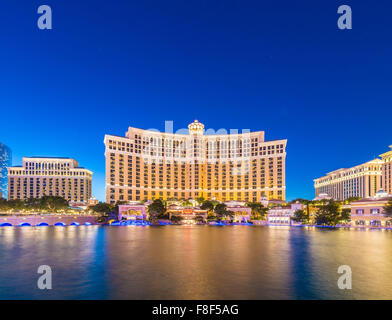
[0,225,391,299]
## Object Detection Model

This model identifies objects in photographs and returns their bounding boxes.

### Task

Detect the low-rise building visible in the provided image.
[118,203,148,221]
[88,197,99,207]
[267,202,303,225]
[350,191,392,227]
[225,203,252,222]
[166,205,208,224]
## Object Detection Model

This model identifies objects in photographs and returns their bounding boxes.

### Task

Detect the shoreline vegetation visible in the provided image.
[1,196,392,230]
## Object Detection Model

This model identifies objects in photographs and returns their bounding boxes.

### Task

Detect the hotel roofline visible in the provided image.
[8,156,93,175]
[379,145,392,158]
[314,158,383,183]
[104,133,287,143]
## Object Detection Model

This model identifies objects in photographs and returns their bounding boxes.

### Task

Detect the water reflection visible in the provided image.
[0,226,392,299]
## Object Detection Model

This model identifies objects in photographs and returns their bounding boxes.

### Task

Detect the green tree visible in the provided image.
[383,199,392,218]
[340,208,351,223]
[200,200,215,212]
[92,202,114,214]
[113,201,127,214]
[170,214,183,224]
[344,197,361,204]
[39,196,69,212]
[290,198,310,204]
[214,203,233,221]
[207,214,217,222]
[315,200,341,226]
[24,198,41,210]
[194,215,205,224]
[181,199,192,207]
[246,202,268,220]
[157,212,170,219]
[0,198,8,211]
[91,202,115,223]
[148,199,166,222]
[196,197,205,205]
[292,209,310,224]
[7,199,24,210]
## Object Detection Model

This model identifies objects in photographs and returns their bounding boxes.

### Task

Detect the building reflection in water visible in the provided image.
[0,226,108,299]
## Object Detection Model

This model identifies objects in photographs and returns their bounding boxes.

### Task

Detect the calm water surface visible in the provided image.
[0,225,392,299]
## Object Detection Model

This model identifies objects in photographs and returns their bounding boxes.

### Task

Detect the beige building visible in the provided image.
[104,120,287,204]
[7,157,92,204]
[314,159,383,201]
[350,193,392,228]
[380,145,392,194]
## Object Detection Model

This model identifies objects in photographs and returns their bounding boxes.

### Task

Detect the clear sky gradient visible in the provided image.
[0,1,391,201]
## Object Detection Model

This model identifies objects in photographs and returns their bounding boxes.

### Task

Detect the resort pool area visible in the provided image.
[0,225,392,299]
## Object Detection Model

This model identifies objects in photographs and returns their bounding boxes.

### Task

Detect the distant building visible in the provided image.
[0,143,12,198]
[7,156,92,204]
[380,145,392,195]
[313,193,332,201]
[314,158,383,201]
[88,197,99,207]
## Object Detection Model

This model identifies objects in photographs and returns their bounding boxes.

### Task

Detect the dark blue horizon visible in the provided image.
[0,1,391,202]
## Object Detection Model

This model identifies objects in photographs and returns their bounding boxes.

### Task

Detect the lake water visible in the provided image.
[0,225,392,299]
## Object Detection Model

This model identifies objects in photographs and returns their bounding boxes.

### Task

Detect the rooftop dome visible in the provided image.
[188,120,205,135]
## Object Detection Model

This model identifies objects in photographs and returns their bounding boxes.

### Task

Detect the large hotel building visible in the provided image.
[7,157,93,204]
[314,145,392,200]
[380,145,392,195]
[104,120,287,204]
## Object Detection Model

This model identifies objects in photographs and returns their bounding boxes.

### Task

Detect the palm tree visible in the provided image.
[246,202,268,220]
[196,197,205,205]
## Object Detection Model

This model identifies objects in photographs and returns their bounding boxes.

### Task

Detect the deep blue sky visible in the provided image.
[0,1,391,202]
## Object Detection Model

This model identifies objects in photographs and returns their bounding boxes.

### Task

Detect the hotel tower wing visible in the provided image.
[314,145,392,201]
[104,120,287,203]
[380,145,392,194]
[7,157,93,204]
[314,159,383,201]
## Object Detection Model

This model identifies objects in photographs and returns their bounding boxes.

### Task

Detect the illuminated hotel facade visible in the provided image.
[104,120,287,204]
[7,157,92,204]
[314,159,383,201]
[380,146,392,194]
